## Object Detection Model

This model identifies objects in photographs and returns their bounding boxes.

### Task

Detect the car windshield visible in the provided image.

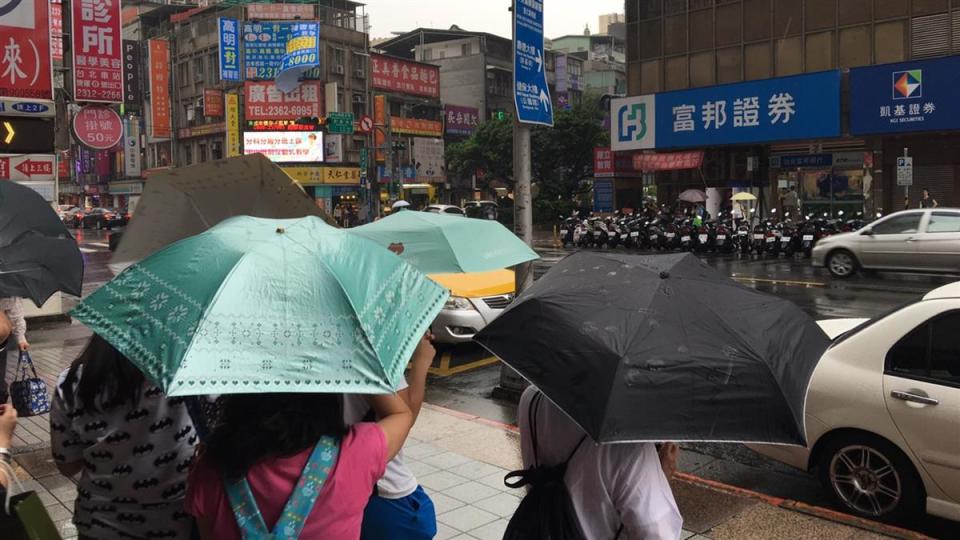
[829,297,921,347]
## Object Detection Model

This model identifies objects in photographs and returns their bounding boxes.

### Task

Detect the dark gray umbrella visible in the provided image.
[475,252,829,446]
[0,181,83,306]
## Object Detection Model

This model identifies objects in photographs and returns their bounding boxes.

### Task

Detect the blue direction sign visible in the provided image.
[513,0,552,126]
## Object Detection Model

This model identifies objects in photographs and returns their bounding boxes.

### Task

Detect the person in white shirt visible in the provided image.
[518,386,683,540]
[0,298,28,404]
[343,332,437,539]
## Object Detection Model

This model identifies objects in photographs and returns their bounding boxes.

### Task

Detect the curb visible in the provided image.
[422,402,934,540]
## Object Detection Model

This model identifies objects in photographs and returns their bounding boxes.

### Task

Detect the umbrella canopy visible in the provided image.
[110,154,334,274]
[0,181,83,306]
[73,216,448,396]
[392,200,411,209]
[349,211,539,274]
[475,252,829,446]
[731,192,757,202]
[678,189,707,203]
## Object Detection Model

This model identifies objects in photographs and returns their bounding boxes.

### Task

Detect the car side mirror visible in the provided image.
[861,228,874,236]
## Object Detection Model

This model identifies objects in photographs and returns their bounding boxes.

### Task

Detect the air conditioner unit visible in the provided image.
[354,68,365,78]
[333,65,345,75]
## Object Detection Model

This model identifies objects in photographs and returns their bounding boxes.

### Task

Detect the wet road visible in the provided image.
[74,232,958,537]
[426,246,960,539]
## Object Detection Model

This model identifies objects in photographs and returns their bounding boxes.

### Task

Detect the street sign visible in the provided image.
[0,0,52,100]
[359,148,369,170]
[897,157,913,186]
[73,105,124,150]
[0,97,55,117]
[358,115,374,134]
[0,154,56,181]
[513,0,552,126]
[0,118,54,153]
[327,112,355,134]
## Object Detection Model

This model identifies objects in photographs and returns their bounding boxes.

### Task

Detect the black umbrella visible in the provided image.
[0,181,83,306]
[475,252,829,446]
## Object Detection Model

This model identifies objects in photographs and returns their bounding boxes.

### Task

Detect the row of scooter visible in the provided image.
[559,211,867,257]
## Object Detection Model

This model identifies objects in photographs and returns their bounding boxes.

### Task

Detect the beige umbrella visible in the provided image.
[110,154,334,274]
[731,192,758,202]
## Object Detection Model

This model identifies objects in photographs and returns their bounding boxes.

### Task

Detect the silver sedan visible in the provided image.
[813,208,960,278]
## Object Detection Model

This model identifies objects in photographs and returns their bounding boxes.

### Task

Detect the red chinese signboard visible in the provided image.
[633,151,705,171]
[0,0,52,99]
[203,88,224,117]
[148,39,171,138]
[50,0,63,62]
[73,105,123,150]
[247,3,314,20]
[72,0,123,103]
[391,117,443,137]
[594,148,614,177]
[244,81,324,121]
[370,54,439,98]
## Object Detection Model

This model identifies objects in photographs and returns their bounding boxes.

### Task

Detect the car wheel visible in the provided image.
[827,249,858,278]
[817,433,924,521]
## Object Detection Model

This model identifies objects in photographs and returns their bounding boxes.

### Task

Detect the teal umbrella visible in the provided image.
[350,211,539,274]
[71,216,448,396]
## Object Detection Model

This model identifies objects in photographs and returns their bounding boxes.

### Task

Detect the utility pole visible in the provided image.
[513,122,533,292]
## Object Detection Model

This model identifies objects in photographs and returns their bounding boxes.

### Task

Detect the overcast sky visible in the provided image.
[361,0,624,40]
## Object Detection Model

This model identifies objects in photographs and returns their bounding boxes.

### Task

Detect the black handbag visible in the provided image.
[10,351,51,417]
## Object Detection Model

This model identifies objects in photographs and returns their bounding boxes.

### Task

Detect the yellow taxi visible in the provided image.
[428,269,515,344]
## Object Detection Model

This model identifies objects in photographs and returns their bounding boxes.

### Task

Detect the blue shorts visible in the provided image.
[361,485,437,540]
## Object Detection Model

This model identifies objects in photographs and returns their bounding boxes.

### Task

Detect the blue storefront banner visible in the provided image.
[593,179,615,213]
[850,55,960,135]
[242,22,320,80]
[276,23,321,93]
[513,0,553,126]
[218,18,241,81]
[779,154,832,168]
[655,71,841,149]
[612,71,841,151]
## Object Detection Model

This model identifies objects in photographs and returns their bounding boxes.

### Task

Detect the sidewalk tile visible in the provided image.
[419,470,469,492]
[435,523,462,540]
[467,518,509,540]
[472,491,520,517]
[406,459,439,477]
[442,481,500,504]
[681,530,697,540]
[424,451,473,470]
[403,442,446,460]
[476,471,512,492]
[426,491,466,515]
[437,505,498,532]
[447,460,506,481]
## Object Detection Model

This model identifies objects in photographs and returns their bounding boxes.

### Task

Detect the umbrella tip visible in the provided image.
[276,227,286,234]
[659,271,670,279]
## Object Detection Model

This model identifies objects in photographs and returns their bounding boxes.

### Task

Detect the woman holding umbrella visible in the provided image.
[0,297,28,404]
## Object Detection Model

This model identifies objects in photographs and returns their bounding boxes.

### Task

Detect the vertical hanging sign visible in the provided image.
[123,40,141,111]
[124,116,141,177]
[72,0,123,102]
[0,0,53,99]
[225,93,241,157]
[218,17,241,82]
[148,39,171,138]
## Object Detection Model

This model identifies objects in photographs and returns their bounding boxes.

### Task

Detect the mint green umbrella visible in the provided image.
[71,216,448,396]
[350,211,539,274]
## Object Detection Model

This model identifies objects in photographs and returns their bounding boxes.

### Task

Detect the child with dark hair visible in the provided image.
[186,334,431,540]
[50,335,197,540]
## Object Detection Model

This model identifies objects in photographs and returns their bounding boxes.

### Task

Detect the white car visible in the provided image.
[423,204,465,216]
[749,282,960,523]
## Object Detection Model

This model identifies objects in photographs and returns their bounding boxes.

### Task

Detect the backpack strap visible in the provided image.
[504,391,588,489]
[223,436,341,540]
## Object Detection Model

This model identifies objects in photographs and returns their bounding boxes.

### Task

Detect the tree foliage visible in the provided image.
[445,96,609,202]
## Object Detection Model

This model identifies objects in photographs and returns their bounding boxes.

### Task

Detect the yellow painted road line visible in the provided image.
[428,351,453,376]
[732,276,826,287]
[428,354,499,377]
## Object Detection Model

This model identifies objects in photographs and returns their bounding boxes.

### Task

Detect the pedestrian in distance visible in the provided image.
[919,188,939,208]
[186,334,431,540]
[514,387,683,540]
[344,332,438,540]
[50,335,198,540]
[0,400,16,496]
[0,298,29,404]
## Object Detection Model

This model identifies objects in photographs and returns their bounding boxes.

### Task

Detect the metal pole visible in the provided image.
[903,147,909,208]
[513,121,533,293]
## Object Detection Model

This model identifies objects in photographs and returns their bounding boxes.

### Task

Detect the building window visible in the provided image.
[352,52,367,78]
[805,31,835,72]
[423,48,433,61]
[839,26,872,68]
[875,20,906,63]
[193,57,205,82]
[331,48,345,74]
[352,93,366,118]
[208,52,218,81]
[198,143,208,163]
[183,144,193,166]
[178,62,189,86]
[461,43,471,56]
[211,141,223,161]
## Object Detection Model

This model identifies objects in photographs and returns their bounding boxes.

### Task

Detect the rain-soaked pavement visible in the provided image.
[75,232,958,537]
